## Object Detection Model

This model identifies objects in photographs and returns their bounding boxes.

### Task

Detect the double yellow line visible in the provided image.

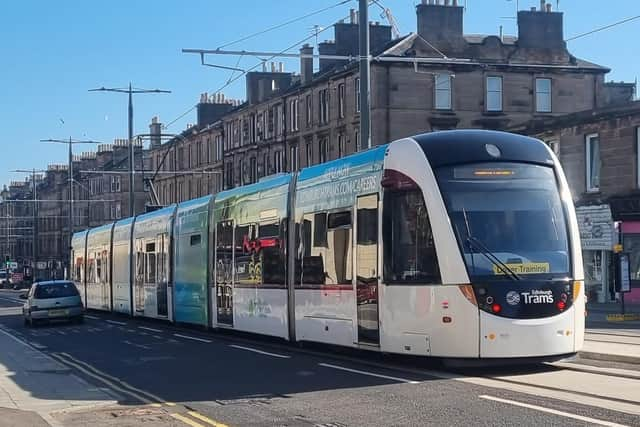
[50,352,228,427]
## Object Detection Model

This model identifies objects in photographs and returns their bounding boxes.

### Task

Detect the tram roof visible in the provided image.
[412,130,553,168]
[215,173,291,204]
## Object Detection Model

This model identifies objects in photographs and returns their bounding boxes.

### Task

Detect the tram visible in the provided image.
[71,130,585,361]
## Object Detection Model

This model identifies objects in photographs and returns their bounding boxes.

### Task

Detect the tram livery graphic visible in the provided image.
[71,130,585,361]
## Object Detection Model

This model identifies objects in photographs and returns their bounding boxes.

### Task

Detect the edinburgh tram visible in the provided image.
[71,130,585,361]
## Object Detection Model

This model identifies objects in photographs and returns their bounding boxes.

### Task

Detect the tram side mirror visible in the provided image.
[19,293,27,299]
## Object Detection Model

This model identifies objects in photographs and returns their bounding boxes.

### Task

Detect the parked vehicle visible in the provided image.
[21,281,84,326]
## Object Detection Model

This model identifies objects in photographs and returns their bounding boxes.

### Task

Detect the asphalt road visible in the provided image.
[0,290,638,427]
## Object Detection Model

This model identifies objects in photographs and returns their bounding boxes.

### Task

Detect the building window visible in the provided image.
[586,133,600,192]
[306,141,313,166]
[536,78,552,113]
[239,159,245,186]
[249,157,257,183]
[225,163,233,188]
[355,78,361,113]
[319,138,328,163]
[486,76,503,112]
[306,95,312,128]
[435,73,452,110]
[338,83,345,118]
[110,176,121,193]
[355,130,359,151]
[338,133,345,158]
[290,145,299,172]
[319,89,329,124]
[262,152,268,177]
[274,151,283,173]
[290,99,299,131]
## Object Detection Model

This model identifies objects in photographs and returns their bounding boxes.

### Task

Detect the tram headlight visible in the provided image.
[458,285,478,306]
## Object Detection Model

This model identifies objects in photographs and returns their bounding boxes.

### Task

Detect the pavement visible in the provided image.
[581,302,640,365]
[0,290,639,426]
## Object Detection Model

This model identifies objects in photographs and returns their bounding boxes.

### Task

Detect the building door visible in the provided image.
[216,221,234,325]
[356,194,380,345]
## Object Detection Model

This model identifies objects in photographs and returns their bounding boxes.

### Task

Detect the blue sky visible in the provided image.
[0,0,637,186]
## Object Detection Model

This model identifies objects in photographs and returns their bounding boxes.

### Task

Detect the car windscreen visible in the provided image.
[34,283,79,299]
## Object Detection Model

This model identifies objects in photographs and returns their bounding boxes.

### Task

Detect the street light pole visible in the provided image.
[89,84,171,216]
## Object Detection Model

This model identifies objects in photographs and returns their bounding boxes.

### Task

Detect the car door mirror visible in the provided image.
[19,293,27,299]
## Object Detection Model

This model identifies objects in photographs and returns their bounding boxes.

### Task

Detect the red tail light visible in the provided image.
[557,301,566,311]
[491,303,502,313]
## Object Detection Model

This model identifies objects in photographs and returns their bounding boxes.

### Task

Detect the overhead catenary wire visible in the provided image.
[166,3,365,130]
[216,0,353,50]
[566,14,640,41]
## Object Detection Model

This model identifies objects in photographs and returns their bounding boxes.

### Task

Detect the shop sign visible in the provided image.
[576,205,613,250]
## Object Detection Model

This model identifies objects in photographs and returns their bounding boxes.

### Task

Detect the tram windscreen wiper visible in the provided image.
[466,236,521,281]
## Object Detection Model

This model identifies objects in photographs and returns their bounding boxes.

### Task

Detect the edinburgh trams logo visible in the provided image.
[521,290,554,304]
[505,291,521,306]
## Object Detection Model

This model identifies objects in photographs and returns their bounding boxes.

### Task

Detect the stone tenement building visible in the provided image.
[150,0,633,205]
[515,101,640,306]
[0,141,147,280]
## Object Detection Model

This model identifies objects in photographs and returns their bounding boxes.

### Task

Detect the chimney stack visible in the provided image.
[416,0,465,52]
[149,116,162,149]
[517,7,565,50]
[300,44,314,85]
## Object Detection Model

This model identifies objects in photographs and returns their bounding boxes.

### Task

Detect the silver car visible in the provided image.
[21,281,84,326]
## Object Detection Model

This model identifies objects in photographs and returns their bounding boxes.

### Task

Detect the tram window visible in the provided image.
[96,257,102,283]
[190,234,201,246]
[299,215,325,285]
[313,213,327,247]
[383,190,441,284]
[216,221,234,285]
[259,223,279,237]
[324,210,352,285]
[357,207,378,245]
[261,219,286,286]
[145,242,156,284]
[328,211,352,229]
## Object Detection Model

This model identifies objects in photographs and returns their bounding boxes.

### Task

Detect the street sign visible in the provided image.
[11,272,23,283]
[576,205,613,250]
[8,262,17,270]
[36,261,47,270]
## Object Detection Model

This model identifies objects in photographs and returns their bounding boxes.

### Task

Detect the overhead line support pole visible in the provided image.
[359,0,371,150]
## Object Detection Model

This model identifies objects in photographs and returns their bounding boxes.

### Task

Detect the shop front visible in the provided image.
[609,196,640,305]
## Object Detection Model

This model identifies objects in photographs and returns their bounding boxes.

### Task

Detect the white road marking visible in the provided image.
[85,315,100,320]
[105,320,127,326]
[138,326,163,333]
[318,363,420,384]
[479,395,629,427]
[229,344,291,359]
[173,333,211,343]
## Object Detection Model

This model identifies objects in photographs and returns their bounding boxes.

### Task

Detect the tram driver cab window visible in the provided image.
[382,170,440,284]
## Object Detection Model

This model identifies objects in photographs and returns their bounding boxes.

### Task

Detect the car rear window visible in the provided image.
[34,283,79,299]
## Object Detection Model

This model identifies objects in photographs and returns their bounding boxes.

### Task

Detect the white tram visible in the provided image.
[71,130,585,362]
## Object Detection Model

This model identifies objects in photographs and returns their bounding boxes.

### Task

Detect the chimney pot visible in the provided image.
[546,3,552,12]
[350,8,356,24]
[540,0,545,11]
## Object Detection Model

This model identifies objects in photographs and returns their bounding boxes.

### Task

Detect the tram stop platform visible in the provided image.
[581,303,640,365]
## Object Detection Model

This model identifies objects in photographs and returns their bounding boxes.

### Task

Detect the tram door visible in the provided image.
[216,221,234,325]
[356,194,380,345]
